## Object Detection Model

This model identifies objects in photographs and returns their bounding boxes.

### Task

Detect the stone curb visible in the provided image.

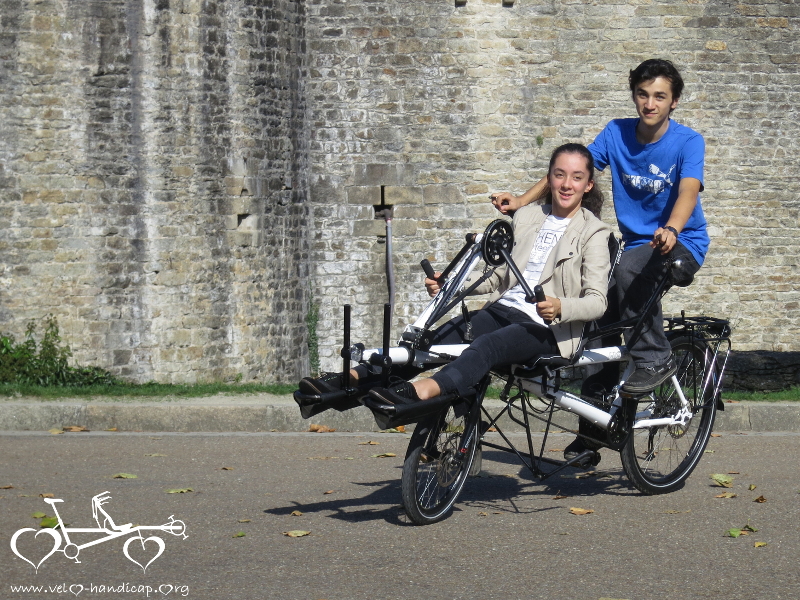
[1,396,799,434]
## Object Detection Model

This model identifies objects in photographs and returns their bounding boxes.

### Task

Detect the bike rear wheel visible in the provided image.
[620,336,718,494]
[401,400,479,525]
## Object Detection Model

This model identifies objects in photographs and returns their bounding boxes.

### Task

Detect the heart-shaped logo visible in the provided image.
[69,584,84,596]
[122,535,165,573]
[10,528,62,572]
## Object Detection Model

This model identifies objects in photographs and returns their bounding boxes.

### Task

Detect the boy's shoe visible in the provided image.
[298,373,344,396]
[622,357,676,394]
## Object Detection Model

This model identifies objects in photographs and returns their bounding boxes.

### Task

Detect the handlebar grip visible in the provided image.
[534,285,546,303]
[420,259,436,280]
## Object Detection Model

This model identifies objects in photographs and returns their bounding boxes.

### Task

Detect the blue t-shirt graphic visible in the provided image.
[588,118,710,265]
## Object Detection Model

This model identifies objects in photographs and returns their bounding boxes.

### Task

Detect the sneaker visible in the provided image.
[622,357,677,394]
[298,373,343,396]
[367,380,421,406]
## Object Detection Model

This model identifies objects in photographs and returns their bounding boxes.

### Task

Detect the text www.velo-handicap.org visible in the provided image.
[9,582,189,597]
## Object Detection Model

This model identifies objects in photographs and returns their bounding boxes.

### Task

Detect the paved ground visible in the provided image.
[1,431,798,600]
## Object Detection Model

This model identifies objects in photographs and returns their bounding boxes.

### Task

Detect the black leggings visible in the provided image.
[428,303,560,397]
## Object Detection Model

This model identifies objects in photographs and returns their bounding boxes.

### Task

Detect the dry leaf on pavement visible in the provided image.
[569,507,594,515]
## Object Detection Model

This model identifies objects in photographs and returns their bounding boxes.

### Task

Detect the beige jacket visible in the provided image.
[469,204,612,359]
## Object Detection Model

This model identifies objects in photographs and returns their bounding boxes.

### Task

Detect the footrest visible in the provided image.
[362,393,459,430]
[293,389,362,420]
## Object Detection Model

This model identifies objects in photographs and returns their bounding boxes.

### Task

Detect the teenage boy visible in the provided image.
[491,59,709,460]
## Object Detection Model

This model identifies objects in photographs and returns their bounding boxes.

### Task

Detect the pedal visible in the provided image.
[565,449,602,469]
[293,389,361,420]
[362,393,457,430]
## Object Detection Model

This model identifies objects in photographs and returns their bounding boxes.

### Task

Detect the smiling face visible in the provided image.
[547,151,594,219]
[633,76,679,137]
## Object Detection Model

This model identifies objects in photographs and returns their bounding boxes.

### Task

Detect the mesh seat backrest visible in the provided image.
[567,233,622,363]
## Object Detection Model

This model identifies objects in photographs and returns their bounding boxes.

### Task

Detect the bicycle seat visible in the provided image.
[669,258,694,288]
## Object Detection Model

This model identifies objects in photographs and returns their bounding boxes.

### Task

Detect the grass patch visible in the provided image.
[0,381,297,400]
[721,387,800,402]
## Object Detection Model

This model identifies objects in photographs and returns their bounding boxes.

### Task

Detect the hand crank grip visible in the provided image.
[420,259,437,280]
[533,285,546,303]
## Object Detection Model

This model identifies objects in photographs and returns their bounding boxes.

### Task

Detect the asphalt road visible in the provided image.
[1,431,798,600]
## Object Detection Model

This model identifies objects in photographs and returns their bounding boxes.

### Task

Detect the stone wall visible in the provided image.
[304,0,800,389]
[0,0,310,383]
[1,0,798,388]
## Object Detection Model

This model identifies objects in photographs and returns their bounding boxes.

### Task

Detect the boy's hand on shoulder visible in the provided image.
[490,192,521,215]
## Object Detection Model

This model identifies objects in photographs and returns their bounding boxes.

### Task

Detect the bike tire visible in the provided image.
[401,401,479,525]
[620,336,718,494]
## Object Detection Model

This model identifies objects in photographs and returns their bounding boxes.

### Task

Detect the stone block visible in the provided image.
[423,185,463,205]
[384,185,422,205]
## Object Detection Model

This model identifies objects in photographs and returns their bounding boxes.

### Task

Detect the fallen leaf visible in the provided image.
[710,474,733,488]
[487,426,497,432]
[549,448,563,452]
[39,493,54,498]
[165,488,193,494]
[238,519,251,523]
[290,510,303,516]
[743,524,758,533]
[31,512,47,519]
[144,453,167,457]
[39,517,59,529]
[726,528,743,538]
[221,467,234,470]
[727,471,740,475]
[112,473,137,479]
[371,453,397,458]
[358,441,380,445]
[323,490,334,495]
[753,495,767,503]
[309,424,336,433]
[711,433,722,437]
[63,425,88,432]
[48,428,64,435]
[232,531,246,538]
[0,485,13,489]
[749,484,757,491]
[396,426,405,433]
[552,494,569,500]
[381,427,404,433]
[106,427,118,432]
[715,492,737,499]
[569,507,594,515]
[754,541,768,548]
[283,530,311,538]
[478,511,488,517]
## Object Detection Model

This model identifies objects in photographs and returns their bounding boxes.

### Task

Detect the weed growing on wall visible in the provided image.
[0,315,117,386]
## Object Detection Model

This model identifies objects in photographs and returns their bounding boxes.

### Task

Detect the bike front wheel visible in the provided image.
[401,400,479,525]
[620,336,719,494]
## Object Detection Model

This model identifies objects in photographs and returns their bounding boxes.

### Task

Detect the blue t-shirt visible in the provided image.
[588,118,710,265]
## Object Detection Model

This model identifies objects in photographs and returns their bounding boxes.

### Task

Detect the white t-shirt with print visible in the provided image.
[496,214,570,326]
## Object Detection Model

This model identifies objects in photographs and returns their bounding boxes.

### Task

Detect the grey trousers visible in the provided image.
[581,240,701,396]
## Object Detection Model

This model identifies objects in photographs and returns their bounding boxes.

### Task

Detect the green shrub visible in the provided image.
[0,315,117,387]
